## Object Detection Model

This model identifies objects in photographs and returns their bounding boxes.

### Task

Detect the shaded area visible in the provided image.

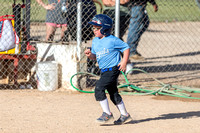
[145,51,200,60]
[101,111,200,126]
[146,29,177,33]
[129,111,200,124]
[134,63,200,73]
[129,51,200,74]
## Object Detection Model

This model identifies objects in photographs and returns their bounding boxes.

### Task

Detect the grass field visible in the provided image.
[1,0,200,22]
[146,0,200,22]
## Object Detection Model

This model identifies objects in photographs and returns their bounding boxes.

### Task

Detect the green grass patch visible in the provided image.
[146,0,200,22]
[0,0,200,22]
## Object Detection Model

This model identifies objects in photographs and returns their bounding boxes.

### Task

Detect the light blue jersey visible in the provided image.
[91,35,130,69]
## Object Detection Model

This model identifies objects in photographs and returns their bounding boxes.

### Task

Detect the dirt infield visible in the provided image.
[0,89,200,133]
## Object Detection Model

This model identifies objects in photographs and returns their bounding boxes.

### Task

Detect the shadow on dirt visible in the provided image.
[129,51,200,74]
[145,51,200,60]
[128,111,200,124]
[100,111,200,126]
[132,63,200,73]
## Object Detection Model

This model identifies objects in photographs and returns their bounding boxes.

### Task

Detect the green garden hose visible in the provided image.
[70,72,96,93]
[70,68,200,99]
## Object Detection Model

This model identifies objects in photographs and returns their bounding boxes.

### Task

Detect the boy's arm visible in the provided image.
[84,49,96,60]
[118,48,130,72]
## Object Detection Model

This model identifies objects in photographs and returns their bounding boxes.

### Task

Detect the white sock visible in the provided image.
[116,100,128,116]
[99,98,111,115]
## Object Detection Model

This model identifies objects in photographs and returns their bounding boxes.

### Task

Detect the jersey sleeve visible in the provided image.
[114,37,130,53]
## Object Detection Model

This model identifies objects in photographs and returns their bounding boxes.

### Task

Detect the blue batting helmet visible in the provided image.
[88,14,113,36]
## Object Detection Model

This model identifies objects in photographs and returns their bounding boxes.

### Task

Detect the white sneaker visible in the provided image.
[126,63,133,74]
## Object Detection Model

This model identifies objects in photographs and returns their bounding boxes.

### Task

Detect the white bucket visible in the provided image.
[36,61,58,91]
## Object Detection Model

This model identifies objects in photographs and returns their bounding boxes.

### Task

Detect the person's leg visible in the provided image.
[45,23,56,41]
[137,11,149,44]
[107,79,128,116]
[107,79,132,125]
[116,100,128,115]
[107,86,129,117]
[120,15,130,40]
[127,6,147,57]
[99,98,111,115]
[133,11,149,58]
[105,68,132,125]
[95,72,114,123]
[60,24,68,42]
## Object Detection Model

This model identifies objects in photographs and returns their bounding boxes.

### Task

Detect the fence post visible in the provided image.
[77,0,82,61]
[115,0,120,38]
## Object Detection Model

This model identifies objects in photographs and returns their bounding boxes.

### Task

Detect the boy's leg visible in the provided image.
[107,87,132,124]
[105,69,132,125]
[116,100,128,116]
[114,100,132,125]
[107,85,128,116]
[97,98,113,123]
[95,73,114,124]
[99,98,111,115]
[96,98,114,124]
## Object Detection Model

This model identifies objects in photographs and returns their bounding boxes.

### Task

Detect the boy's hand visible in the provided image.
[85,49,96,60]
[118,48,130,72]
[118,62,127,72]
[84,49,92,57]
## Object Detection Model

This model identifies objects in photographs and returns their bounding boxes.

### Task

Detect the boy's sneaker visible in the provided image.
[114,113,132,125]
[96,112,114,124]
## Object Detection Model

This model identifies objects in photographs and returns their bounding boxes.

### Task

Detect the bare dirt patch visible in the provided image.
[0,89,200,133]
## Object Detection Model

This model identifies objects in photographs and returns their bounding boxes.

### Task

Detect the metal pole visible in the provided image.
[115,0,120,38]
[77,0,82,61]
[26,0,31,42]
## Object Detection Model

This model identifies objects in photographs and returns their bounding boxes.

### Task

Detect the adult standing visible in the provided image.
[127,0,158,60]
[36,0,68,42]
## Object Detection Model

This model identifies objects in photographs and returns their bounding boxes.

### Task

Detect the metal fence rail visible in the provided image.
[0,0,200,90]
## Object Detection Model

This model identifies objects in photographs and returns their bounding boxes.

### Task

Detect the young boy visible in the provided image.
[84,14,132,125]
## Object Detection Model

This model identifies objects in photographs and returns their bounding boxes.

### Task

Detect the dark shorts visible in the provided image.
[95,66,122,105]
[46,1,67,24]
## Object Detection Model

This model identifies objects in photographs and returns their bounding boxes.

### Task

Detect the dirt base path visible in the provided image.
[0,90,200,133]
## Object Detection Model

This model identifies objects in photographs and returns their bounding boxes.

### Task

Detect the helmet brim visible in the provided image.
[88,21,102,27]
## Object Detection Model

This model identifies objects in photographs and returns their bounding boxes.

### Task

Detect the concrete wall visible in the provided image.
[36,43,80,91]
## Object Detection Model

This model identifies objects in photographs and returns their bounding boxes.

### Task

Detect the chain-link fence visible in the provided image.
[0,0,200,90]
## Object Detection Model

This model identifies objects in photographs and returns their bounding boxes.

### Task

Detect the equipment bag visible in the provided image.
[0,15,19,53]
